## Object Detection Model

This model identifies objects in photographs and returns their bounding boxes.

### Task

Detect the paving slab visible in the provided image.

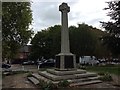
[27,77,39,85]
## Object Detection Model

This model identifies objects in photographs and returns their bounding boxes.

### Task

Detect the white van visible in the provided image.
[79,56,99,65]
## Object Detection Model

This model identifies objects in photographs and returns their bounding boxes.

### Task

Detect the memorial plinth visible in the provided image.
[55,2,76,70]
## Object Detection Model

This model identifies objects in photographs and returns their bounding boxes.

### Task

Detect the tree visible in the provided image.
[30,25,61,60]
[30,31,47,60]
[69,23,99,62]
[2,2,33,61]
[92,28,110,58]
[101,1,120,57]
[30,23,108,62]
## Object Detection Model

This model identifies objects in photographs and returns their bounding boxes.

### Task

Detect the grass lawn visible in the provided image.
[85,64,120,75]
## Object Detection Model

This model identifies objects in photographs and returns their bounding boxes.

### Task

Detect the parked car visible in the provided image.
[38,59,55,68]
[2,63,11,69]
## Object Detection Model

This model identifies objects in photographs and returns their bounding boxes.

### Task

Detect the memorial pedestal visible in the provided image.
[55,53,76,70]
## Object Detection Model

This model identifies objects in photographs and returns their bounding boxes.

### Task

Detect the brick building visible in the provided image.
[12,45,31,64]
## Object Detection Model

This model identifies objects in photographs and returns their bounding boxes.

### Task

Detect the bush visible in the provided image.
[38,80,57,90]
[45,81,57,90]
[38,79,46,89]
[27,72,33,77]
[77,65,86,70]
[99,73,113,81]
[58,80,70,87]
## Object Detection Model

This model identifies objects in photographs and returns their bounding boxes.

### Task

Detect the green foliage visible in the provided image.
[69,23,109,58]
[92,29,110,58]
[38,80,46,89]
[30,25,61,60]
[101,1,120,56]
[58,80,70,87]
[27,72,33,77]
[99,73,113,81]
[2,2,33,60]
[38,80,57,90]
[44,82,57,90]
[30,23,107,60]
[77,64,86,70]
[70,23,97,56]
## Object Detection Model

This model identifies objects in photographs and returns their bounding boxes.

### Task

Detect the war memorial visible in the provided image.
[27,3,101,87]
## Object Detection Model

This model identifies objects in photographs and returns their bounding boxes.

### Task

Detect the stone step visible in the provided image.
[70,80,102,87]
[32,73,58,84]
[39,71,97,81]
[47,69,86,76]
[39,71,58,81]
[68,76,101,83]
[32,73,100,84]
[27,77,39,85]
[32,73,52,83]
[75,73,97,79]
[30,72,101,87]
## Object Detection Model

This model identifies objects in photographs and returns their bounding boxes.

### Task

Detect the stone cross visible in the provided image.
[55,3,76,70]
[59,3,70,54]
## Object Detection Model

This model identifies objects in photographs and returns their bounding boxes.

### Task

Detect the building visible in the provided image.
[12,45,31,64]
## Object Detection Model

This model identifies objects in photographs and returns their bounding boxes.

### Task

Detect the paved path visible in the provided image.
[2,73,37,88]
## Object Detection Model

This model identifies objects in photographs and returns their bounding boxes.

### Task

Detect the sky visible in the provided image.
[31,0,112,33]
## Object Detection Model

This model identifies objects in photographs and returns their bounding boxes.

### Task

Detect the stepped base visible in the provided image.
[47,69,86,76]
[27,69,102,87]
[39,71,97,81]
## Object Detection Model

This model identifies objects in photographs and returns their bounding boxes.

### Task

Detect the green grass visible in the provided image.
[85,64,120,75]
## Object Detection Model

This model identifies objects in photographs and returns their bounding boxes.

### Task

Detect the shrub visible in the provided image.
[77,65,86,70]
[99,73,113,81]
[45,81,57,90]
[38,80,57,90]
[58,80,70,87]
[27,72,33,77]
[38,79,46,89]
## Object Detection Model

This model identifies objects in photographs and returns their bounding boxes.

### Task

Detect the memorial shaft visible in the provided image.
[59,3,70,53]
[55,3,76,70]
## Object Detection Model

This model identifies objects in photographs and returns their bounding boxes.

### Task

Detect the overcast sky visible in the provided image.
[31,0,111,33]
